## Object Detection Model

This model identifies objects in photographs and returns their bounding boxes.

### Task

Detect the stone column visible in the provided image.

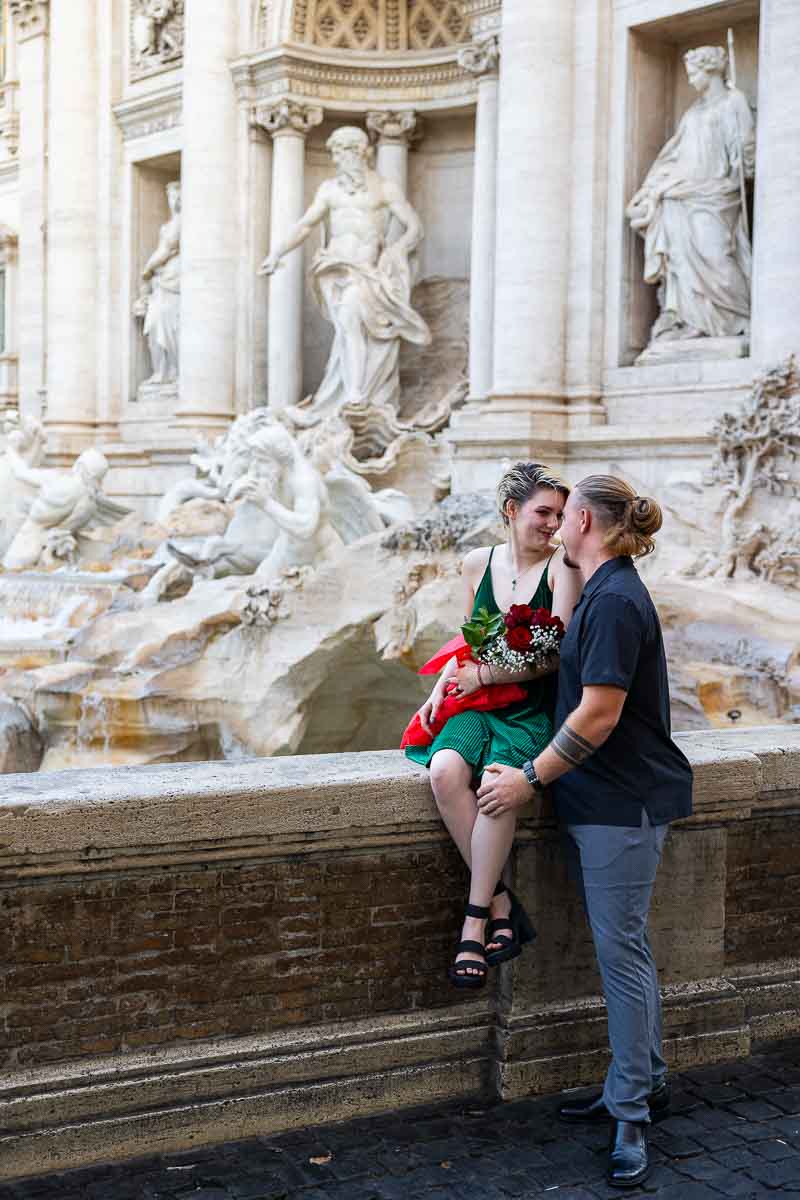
[490,0,574,435]
[458,36,500,402]
[11,1,48,423]
[366,110,419,194]
[174,0,239,432]
[259,101,322,410]
[45,0,99,445]
[750,0,800,364]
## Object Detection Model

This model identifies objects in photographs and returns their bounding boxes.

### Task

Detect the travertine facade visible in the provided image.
[0,0,798,765]
[0,0,790,510]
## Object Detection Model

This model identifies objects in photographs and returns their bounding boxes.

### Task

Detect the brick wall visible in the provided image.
[725,812,800,966]
[1,848,473,1069]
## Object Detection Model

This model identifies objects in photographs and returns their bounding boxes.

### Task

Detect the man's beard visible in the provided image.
[562,547,580,570]
[337,158,367,195]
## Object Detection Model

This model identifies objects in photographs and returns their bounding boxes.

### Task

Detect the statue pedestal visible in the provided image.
[135,380,178,410]
[635,336,749,367]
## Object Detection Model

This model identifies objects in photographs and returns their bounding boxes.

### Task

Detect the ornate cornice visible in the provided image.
[366,110,421,147]
[9,0,48,42]
[230,45,478,115]
[256,99,323,137]
[112,84,182,142]
[461,0,503,38]
[457,34,500,78]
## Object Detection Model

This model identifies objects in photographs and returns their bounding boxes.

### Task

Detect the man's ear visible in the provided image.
[579,507,592,534]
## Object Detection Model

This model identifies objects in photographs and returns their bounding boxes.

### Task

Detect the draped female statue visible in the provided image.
[134,180,181,387]
[627,45,756,359]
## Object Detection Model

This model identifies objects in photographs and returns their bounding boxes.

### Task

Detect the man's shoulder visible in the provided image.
[585,574,650,624]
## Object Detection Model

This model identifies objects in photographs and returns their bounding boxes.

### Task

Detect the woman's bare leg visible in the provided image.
[430,750,513,969]
[429,749,477,867]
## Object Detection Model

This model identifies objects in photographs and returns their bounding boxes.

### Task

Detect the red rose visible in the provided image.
[506,625,533,651]
[532,607,552,624]
[505,604,534,630]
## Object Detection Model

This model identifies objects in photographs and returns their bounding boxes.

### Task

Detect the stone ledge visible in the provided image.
[3,728,797,872]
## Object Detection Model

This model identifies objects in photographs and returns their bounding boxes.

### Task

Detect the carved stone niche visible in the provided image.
[130,0,185,82]
[620,2,760,367]
[129,153,181,415]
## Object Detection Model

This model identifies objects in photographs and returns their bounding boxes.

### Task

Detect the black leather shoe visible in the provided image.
[558,1077,670,1123]
[607,1120,650,1189]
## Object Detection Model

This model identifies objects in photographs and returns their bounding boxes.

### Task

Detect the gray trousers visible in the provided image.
[563,810,669,1124]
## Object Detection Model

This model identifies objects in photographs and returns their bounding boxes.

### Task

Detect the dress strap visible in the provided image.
[533,549,559,603]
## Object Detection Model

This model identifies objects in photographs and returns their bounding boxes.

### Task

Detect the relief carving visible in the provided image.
[131,0,185,80]
[685,358,800,586]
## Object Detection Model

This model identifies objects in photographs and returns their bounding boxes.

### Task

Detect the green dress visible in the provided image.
[405,548,557,781]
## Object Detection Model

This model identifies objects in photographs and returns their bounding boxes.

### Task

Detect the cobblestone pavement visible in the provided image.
[7,1040,800,1199]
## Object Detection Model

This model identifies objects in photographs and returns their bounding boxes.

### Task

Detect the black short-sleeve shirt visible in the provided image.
[550,556,693,826]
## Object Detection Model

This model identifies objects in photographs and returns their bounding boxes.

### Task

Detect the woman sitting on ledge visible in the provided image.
[406,462,583,987]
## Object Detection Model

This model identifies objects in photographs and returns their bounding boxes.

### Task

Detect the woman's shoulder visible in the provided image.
[462,545,496,582]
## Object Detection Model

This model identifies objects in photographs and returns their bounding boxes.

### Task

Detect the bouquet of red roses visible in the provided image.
[466,602,565,673]
[400,605,565,749]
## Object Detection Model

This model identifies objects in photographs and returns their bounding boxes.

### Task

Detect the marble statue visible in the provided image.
[258,125,431,426]
[0,414,47,558]
[2,448,130,571]
[144,417,344,600]
[627,45,756,358]
[144,411,416,602]
[134,181,181,387]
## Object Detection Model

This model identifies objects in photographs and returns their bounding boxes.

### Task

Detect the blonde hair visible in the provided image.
[574,475,662,558]
[497,462,570,527]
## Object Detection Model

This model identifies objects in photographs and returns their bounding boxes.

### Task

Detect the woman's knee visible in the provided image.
[429,750,470,803]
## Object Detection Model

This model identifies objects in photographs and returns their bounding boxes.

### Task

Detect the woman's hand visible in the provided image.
[418,681,446,735]
[451,660,483,697]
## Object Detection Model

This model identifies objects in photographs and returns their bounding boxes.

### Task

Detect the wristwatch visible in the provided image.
[522,760,544,794]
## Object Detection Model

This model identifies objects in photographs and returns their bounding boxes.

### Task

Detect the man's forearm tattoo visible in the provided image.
[551,722,597,768]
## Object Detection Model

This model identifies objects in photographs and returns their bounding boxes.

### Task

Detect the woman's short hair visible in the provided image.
[496,462,570,527]
[574,474,662,558]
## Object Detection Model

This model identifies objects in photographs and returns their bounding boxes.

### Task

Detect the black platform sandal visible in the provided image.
[448,903,490,990]
[485,883,536,966]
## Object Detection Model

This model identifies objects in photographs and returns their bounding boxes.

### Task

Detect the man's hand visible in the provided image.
[476,763,535,818]
[258,255,282,277]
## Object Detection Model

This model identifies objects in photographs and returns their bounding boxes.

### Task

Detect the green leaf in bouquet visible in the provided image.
[461,622,485,649]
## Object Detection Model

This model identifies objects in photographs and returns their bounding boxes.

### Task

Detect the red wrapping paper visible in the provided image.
[401,634,526,749]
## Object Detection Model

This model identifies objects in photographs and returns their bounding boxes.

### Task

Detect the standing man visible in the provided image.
[476,474,693,1189]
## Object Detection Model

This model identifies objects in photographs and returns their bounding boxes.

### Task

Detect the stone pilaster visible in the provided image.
[750,0,800,365]
[258,101,323,410]
[489,0,574,441]
[45,0,99,445]
[458,35,500,402]
[10,0,48,423]
[174,0,239,432]
[366,110,420,195]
